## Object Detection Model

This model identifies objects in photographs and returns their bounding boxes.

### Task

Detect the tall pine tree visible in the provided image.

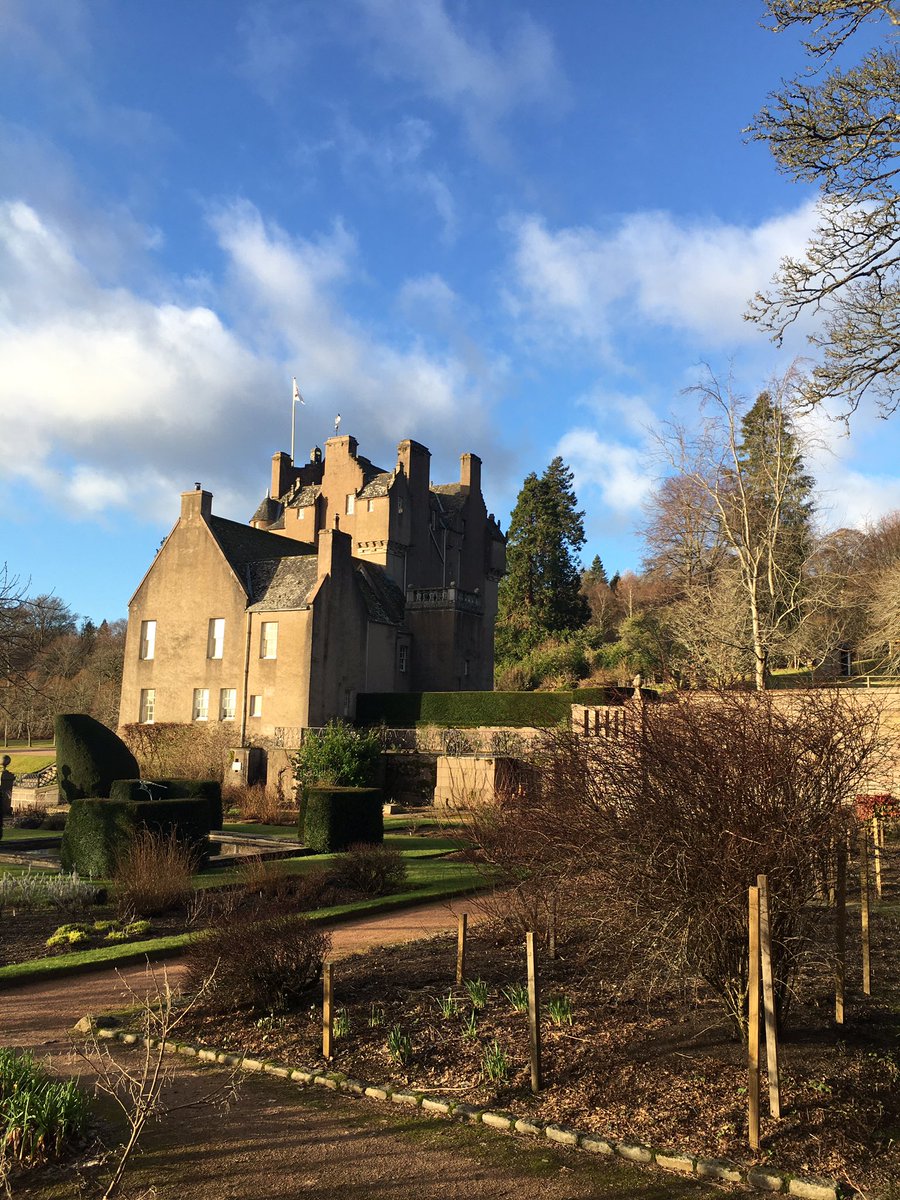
[496,456,589,660]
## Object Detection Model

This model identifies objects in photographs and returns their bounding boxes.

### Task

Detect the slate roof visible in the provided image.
[247,556,320,611]
[358,472,393,499]
[250,496,283,524]
[208,516,314,586]
[283,483,321,509]
[355,564,406,625]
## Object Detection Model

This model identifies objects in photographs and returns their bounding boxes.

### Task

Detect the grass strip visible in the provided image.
[0,863,490,989]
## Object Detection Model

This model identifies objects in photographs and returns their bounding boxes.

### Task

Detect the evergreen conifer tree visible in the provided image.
[496,456,589,660]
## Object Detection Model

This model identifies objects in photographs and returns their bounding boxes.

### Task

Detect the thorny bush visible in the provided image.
[473,690,884,1040]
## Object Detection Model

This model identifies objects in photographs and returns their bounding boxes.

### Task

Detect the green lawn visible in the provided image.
[0,857,489,988]
[221,822,300,839]
[1,827,63,842]
[4,753,55,775]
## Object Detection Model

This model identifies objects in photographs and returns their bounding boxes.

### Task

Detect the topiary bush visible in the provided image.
[109,778,223,830]
[60,796,211,877]
[302,786,383,852]
[55,713,139,803]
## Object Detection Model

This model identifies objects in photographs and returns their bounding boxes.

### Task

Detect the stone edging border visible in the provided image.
[92,1025,845,1200]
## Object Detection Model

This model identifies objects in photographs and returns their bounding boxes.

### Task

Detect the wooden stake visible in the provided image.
[526,931,542,1094]
[756,874,781,1120]
[835,842,846,1025]
[748,886,761,1151]
[859,829,871,996]
[548,894,557,961]
[322,961,334,1060]
[456,913,467,986]
[872,818,883,901]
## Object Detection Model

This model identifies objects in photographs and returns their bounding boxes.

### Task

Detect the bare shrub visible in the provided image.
[185,912,330,1013]
[327,844,407,897]
[120,721,231,782]
[114,829,197,918]
[479,691,884,1039]
[224,782,293,824]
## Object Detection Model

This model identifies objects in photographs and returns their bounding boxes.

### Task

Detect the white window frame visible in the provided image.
[139,620,156,660]
[139,688,155,724]
[192,688,209,721]
[346,493,355,515]
[219,688,236,721]
[398,644,408,674]
[367,498,375,512]
[260,621,278,660]
[249,694,263,718]
[207,617,225,660]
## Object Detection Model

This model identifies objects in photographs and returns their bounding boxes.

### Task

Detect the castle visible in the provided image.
[118,435,506,743]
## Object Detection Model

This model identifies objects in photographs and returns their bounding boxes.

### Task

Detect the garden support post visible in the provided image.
[872,818,882,901]
[526,931,542,1094]
[548,894,557,961]
[756,874,781,1120]
[835,842,846,1025]
[323,962,334,1061]
[748,885,761,1151]
[456,913,467,986]
[859,828,871,996]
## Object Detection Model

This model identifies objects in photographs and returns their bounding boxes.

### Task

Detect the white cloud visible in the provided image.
[0,199,498,526]
[352,0,568,161]
[506,202,821,353]
[555,427,655,516]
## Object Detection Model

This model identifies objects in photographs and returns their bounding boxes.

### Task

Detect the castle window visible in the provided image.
[139,620,156,660]
[367,499,374,512]
[397,497,405,514]
[345,493,355,515]
[464,659,470,678]
[398,644,408,674]
[249,694,262,718]
[207,618,225,659]
[260,621,278,659]
[219,688,236,721]
[139,689,155,724]
[192,688,209,721]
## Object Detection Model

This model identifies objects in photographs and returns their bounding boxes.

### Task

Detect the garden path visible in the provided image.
[0,898,715,1200]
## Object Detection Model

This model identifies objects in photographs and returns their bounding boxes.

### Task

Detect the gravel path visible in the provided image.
[2,897,716,1200]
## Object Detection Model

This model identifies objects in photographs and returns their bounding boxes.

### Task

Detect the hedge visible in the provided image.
[55,714,140,803]
[302,787,383,853]
[108,778,223,831]
[60,797,212,877]
[355,688,619,729]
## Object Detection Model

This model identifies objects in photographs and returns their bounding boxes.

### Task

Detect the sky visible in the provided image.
[1,0,898,622]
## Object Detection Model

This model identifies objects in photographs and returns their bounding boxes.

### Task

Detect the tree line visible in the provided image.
[0,567,125,744]
[496,373,900,691]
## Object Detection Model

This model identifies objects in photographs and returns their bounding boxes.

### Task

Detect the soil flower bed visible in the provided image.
[177,908,900,1197]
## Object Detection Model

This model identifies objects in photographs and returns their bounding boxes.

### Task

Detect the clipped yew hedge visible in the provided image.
[55,714,140,803]
[302,786,383,853]
[108,778,223,830]
[60,796,212,877]
[355,688,616,729]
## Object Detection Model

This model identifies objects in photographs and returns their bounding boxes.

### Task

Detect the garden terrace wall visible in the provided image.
[356,689,628,729]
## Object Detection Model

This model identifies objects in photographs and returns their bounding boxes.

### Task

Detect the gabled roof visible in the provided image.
[355,563,405,625]
[359,472,393,499]
[247,556,320,611]
[208,515,314,580]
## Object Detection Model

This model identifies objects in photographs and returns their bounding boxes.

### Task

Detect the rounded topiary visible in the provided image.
[55,713,140,803]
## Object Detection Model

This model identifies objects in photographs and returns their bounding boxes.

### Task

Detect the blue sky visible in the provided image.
[1,0,897,622]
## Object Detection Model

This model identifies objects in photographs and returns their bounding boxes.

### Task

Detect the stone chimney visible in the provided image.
[396,439,430,502]
[271,451,296,500]
[180,485,212,523]
[460,452,481,494]
[317,524,353,579]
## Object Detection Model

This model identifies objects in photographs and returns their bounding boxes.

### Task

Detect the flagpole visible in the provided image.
[291,378,296,464]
